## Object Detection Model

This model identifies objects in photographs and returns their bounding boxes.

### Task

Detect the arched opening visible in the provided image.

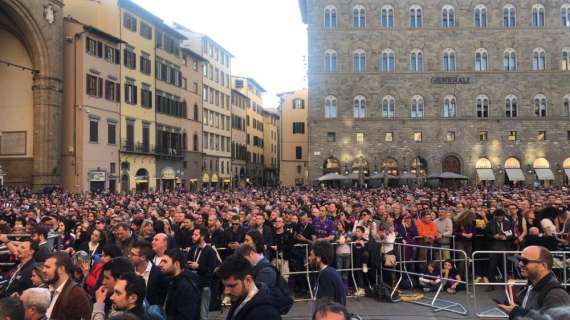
[442,155,461,174]
[410,157,428,176]
[160,167,175,192]
[351,156,369,174]
[563,158,570,185]
[135,168,149,193]
[382,158,399,176]
[475,157,495,183]
[532,158,554,184]
[504,157,525,185]
[323,156,340,174]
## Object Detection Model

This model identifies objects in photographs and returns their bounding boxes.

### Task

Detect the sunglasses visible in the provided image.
[517,256,543,266]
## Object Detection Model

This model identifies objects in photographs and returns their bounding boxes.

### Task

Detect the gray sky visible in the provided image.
[134,0,308,108]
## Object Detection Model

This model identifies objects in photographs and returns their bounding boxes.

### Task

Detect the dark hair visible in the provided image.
[131,240,152,260]
[355,226,365,233]
[537,246,554,270]
[28,240,39,253]
[109,312,141,320]
[216,254,252,281]
[117,272,146,308]
[115,223,130,231]
[0,297,24,320]
[311,240,334,266]
[33,225,49,239]
[235,243,254,257]
[164,249,186,268]
[103,257,134,280]
[47,252,74,275]
[245,229,264,254]
[312,300,350,320]
[102,244,123,259]
[193,226,207,238]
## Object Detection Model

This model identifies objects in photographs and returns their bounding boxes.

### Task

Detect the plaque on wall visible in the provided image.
[0,132,26,155]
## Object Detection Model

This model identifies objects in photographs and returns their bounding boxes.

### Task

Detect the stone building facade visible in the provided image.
[300,0,570,186]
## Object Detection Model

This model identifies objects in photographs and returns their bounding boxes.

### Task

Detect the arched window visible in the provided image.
[443,48,456,72]
[564,95,570,116]
[410,49,423,72]
[353,95,367,119]
[442,5,455,28]
[563,4,570,27]
[504,4,516,27]
[324,49,337,72]
[443,95,456,118]
[411,95,424,118]
[476,158,492,169]
[475,48,488,71]
[532,4,545,27]
[353,49,366,72]
[382,95,396,119]
[382,49,395,72]
[562,48,570,71]
[533,94,547,117]
[324,5,338,28]
[532,48,546,71]
[505,95,518,118]
[410,5,423,28]
[353,5,366,28]
[504,49,517,71]
[381,5,395,28]
[193,134,199,151]
[476,95,489,118]
[193,104,199,120]
[474,5,487,27]
[324,95,337,118]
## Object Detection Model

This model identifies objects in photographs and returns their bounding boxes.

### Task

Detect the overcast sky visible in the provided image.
[134,0,308,108]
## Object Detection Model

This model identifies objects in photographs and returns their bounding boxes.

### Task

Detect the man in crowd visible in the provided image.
[0,239,37,297]
[114,223,138,257]
[95,257,134,316]
[187,227,219,320]
[310,240,346,306]
[498,246,570,318]
[486,209,514,291]
[224,215,245,256]
[312,301,351,320]
[0,297,24,320]
[217,254,281,320]
[236,244,276,289]
[312,208,336,241]
[31,226,51,263]
[128,240,167,306]
[19,288,50,320]
[109,273,147,319]
[160,248,201,320]
[151,233,169,266]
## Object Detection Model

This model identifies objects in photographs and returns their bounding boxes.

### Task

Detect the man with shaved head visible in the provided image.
[151,233,168,266]
[498,246,570,318]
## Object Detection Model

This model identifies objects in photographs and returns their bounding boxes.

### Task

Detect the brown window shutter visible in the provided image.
[98,78,103,98]
[115,83,120,102]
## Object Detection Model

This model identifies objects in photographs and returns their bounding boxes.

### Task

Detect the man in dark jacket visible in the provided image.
[486,209,514,291]
[129,240,168,306]
[498,246,570,319]
[217,254,281,320]
[309,240,347,306]
[160,248,201,320]
[1,240,37,297]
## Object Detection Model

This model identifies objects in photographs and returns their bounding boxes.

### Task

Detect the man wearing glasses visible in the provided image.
[498,246,570,318]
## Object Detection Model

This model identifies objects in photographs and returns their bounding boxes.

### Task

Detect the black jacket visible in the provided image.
[510,272,570,319]
[226,283,282,320]
[3,258,35,297]
[35,242,52,263]
[187,244,220,287]
[146,263,168,306]
[164,269,201,320]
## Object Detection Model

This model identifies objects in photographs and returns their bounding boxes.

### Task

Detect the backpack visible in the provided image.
[369,283,400,303]
[252,262,294,315]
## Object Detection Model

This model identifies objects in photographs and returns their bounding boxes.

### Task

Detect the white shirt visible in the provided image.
[46,279,67,318]
[136,261,153,286]
[153,255,164,267]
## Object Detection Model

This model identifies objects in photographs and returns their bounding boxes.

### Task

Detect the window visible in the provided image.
[353,95,366,118]
[140,22,152,39]
[443,48,456,72]
[385,132,393,142]
[292,122,305,134]
[413,131,422,142]
[504,49,517,71]
[104,45,120,64]
[532,48,546,71]
[443,95,456,118]
[353,49,366,72]
[105,80,120,102]
[442,5,455,28]
[479,131,488,141]
[381,5,395,28]
[411,95,424,118]
[324,5,337,28]
[141,86,152,108]
[475,48,488,71]
[86,37,99,56]
[474,5,487,27]
[382,49,395,72]
[508,131,518,141]
[410,5,423,28]
[562,48,570,71]
[123,13,137,32]
[382,95,396,119]
[533,94,547,117]
[324,49,337,72]
[89,119,98,143]
[324,95,337,118]
[140,55,151,75]
[504,4,516,27]
[353,5,366,28]
[532,4,545,27]
[477,95,490,118]
[125,82,137,105]
[356,132,364,144]
[564,95,570,116]
[295,146,302,160]
[86,74,100,97]
[446,131,456,142]
[410,49,423,72]
[505,95,518,118]
[124,48,136,69]
[537,131,546,141]
[293,99,305,109]
[563,4,570,27]
[327,132,336,142]
[108,122,116,144]
[568,131,570,141]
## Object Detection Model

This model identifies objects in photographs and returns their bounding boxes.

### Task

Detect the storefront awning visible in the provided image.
[535,168,554,180]
[506,168,525,181]
[476,169,495,181]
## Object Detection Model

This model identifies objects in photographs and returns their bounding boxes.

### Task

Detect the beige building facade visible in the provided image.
[231,89,248,187]
[278,89,309,186]
[263,109,280,186]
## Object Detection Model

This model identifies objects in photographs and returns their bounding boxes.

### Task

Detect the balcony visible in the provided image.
[156,145,185,160]
[121,140,155,155]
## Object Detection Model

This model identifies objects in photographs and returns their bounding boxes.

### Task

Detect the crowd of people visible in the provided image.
[0,185,568,320]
